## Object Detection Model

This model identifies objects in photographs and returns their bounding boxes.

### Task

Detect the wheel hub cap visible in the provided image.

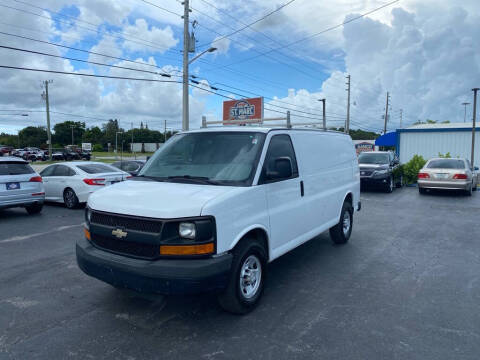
[343,212,351,236]
[239,255,262,299]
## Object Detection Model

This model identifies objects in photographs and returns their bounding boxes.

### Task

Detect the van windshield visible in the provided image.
[139,131,266,186]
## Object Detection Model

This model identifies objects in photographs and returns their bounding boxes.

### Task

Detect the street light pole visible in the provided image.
[41,80,53,160]
[71,125,74,146]
[115,131,122,160]
[471,89,479,168]
[318,99,326,130]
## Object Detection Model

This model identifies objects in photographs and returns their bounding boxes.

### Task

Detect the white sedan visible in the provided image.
[39,162,130,208]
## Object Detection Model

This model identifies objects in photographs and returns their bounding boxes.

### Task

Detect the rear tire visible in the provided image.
[465,184,472,196]
[329,201,353,245]
[218,238,267,315]
[419,187,426,195]
[25,203,43,214]
[63,188,79,209]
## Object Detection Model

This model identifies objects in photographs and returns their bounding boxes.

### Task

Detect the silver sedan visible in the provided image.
[418,158,478,196]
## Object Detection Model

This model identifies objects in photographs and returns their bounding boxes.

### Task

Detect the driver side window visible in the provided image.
[260,134,298,183]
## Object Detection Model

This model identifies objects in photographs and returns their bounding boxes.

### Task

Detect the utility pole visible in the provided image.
[472,88,479,168]
[399,108,403,129]
[182,0,190,132]
[41,80,53,160]
[70,125,75,145]
[345,75,351,134]
[384,91,390,134]
[164,119,167,142]
[462,102,470,123]
[319,99,326,130]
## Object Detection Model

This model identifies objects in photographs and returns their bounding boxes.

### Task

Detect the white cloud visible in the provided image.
[122,19,179,54]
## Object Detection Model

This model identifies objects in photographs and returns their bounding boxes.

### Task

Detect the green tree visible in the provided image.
[0,133,19,147]
[83,126,104,145]
[102,119,123,147]
[53,121,86,146]
[18,126,47,147]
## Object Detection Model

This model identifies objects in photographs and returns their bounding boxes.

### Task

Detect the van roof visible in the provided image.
[186,126,349,135]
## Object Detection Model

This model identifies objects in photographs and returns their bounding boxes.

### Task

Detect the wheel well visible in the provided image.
[235,228,269,261]
[344,192,353,205]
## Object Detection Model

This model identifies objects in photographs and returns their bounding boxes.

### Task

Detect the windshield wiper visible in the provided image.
[134,175,166,182]
[166,175,221,185]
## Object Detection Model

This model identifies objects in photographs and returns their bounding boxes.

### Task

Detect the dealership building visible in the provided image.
[375,123,480,165]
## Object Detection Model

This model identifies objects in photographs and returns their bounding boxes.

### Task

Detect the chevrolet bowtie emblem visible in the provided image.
[112,228,127,239]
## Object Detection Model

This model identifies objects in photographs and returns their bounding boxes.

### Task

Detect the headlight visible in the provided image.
[373,169,389,176]
[85,207,92,223]
[179,222,196,239]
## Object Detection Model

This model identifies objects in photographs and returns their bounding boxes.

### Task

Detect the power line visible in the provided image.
[0,30,183,75]
[0,65,183,83]
[0,2,181,54]
[0,44,177,77]
[184,2,327,81]
[196,0,297,48]
[211,0,400,70]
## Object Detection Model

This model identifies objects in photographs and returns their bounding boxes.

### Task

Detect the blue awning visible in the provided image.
[375,131,397,147]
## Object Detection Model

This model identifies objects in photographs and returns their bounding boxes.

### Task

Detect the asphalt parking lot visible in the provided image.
[1,187,479,360]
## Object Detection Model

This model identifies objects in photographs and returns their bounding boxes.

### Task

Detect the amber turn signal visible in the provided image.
[159,242,214,256]
[84,228,91,241]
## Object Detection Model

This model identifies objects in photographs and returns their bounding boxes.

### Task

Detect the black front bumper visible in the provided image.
[76,238,233,295]
[360,175,390,187]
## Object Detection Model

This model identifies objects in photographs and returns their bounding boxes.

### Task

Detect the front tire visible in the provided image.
[329,201,353,245]
[385,176,394,193]
[63,188,79,209]
[218,238,267,315]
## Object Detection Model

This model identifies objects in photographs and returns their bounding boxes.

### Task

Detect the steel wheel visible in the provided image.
[239,255,262,299]
[343,211,351,236]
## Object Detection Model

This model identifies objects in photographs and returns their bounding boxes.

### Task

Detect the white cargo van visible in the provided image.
[77,127,360,313]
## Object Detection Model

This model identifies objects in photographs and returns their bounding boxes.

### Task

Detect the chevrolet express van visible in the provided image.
[77,127,360,314]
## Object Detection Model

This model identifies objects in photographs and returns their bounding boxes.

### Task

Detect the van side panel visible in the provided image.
[200,186,270,257]
[290,132,358,237]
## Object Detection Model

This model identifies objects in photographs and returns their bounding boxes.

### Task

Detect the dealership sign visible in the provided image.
[223,97,263,124]
[355,141,375,155]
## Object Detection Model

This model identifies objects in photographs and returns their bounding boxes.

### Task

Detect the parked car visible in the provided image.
[418,158,478,196]
[111,160,146,176]
[77,127,361,314]
[51,151,65,161]
[40,162,130,209]
[0,157,44,214]
[78,150,91,161]
[0,145,13,156]
[358,151,401,192]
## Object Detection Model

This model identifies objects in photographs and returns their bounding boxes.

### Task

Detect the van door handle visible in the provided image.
[300,181,304,197]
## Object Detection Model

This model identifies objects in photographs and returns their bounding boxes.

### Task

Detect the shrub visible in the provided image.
[93,144,103,152]
[438,152,451,158]
[403,155,427,184]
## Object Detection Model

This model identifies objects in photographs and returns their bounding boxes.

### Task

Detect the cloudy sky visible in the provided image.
[0,0,479,134]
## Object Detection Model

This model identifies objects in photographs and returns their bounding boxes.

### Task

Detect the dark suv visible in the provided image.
[358,151,401,192]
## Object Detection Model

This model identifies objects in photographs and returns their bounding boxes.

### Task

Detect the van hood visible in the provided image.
[88,180,234,218]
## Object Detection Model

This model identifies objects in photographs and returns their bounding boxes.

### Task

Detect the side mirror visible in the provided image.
[266,157,293,180]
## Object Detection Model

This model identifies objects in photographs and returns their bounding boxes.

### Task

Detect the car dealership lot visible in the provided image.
[1,188,479,359]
